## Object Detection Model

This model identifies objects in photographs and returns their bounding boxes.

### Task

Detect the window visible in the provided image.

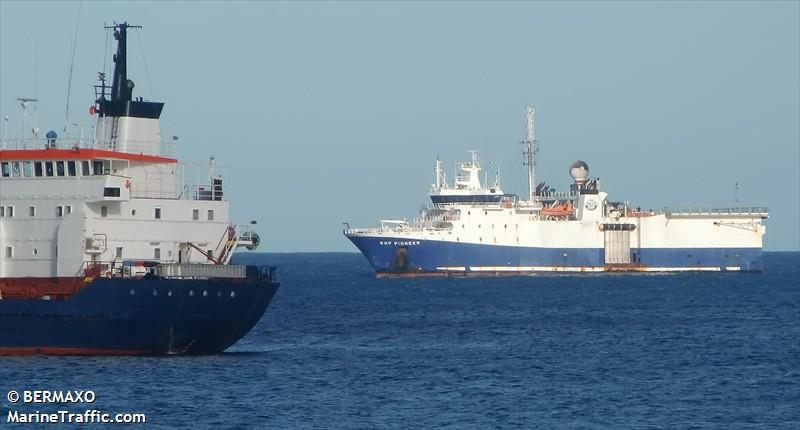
[207,209,214,221]
[0,207,4,217]
[6,206,13,217]
[154,248,161,260]
[0,162,8,177]
[103,187,121,197]
[34,162,43,177]
[100,206,108,217]
[56,206,64,217]
[29,206,35,217]
[81,161,91,176]
[45,161,54,177]
[5,246,12,258]
[67,161,76,176]
[12,162,21,177]
[56,161,65,176]
[154,208,161,219]
[116,247,123,258]
[192,209,199,220]
[22,161,32,177]
[65,205,72,215]
[92,161,103,175]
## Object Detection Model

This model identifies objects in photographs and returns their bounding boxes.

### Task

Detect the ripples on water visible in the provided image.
[2,252,798,428]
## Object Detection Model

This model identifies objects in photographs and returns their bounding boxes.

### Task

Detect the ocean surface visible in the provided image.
[1,252,798,429]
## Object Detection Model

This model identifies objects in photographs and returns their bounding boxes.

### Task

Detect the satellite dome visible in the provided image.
[569,160,589,182]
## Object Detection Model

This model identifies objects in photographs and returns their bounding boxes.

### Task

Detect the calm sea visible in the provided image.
[2,252,798,429]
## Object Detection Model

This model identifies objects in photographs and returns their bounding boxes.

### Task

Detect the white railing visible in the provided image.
[155,264,246,279]
[0,136,177,158]
[655,207,769,216]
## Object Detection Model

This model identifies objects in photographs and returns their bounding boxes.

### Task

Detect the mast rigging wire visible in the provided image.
[64,1,82,134]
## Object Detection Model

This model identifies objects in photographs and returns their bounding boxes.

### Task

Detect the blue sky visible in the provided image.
[1,1,798,251]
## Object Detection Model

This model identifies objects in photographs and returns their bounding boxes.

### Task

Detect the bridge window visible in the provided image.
[11,162,21,177]
[56,161,65,176]
[103,187,121,197]
[0,162,8,177]
[22,161,32,177]
[81,161,91,176]
[45,162,54,177]
[67,161,77,176]
[92,161,103,175]
[34,162,43,177]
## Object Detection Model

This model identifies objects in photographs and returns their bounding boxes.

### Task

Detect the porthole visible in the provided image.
[217,291,222,298]
[189,290,195,297]
[32,248,38,256]
[168,290,173,297]
[230,291,236,298]
[131,209,136,216]
[202,290,208,297]
[152,289,158,296]
[129,289,135,296]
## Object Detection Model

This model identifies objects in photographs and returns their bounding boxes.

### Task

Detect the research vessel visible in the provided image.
[0,23,279,354]
[345,105,769,276]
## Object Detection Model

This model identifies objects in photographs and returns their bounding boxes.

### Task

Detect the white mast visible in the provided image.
[523,104,535,202]
[434,157,442,190]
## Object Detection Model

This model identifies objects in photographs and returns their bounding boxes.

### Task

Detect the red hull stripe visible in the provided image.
[0,148,176,163]
[0,347,152,356]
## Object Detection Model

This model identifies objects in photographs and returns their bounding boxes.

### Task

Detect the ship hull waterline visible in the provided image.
[346,234,764,277]
[0,276,279,356]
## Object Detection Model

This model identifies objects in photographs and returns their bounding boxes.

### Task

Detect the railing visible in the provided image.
[345,225,451,235]
[0,136,177,158]
[155,264,245,279]
[645,207,770,216]
[182,183,224,201]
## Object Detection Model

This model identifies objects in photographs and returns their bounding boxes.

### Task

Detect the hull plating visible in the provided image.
[346,234,764,275]
[0,276,279,355]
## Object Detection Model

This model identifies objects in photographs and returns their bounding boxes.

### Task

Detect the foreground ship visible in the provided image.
[0,23,279,355]
[345,106,769,276]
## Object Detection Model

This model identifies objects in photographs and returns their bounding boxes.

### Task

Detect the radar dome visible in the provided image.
[569,160,589,182]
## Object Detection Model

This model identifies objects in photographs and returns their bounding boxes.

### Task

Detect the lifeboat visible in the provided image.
[541,202,574,219]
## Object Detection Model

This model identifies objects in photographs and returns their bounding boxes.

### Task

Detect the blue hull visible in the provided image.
[0,270,279,355]
[346,234,764,274]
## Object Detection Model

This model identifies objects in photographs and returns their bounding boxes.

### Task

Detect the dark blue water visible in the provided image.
[2,252,798,429]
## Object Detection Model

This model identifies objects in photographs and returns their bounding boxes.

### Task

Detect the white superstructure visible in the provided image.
[0,24,257,280]
[345,106,769,275]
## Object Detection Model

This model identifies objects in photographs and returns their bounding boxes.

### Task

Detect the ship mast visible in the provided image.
[523,105,535,202]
